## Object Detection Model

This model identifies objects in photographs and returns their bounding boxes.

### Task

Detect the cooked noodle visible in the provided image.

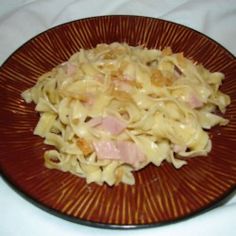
[22,43,230,185]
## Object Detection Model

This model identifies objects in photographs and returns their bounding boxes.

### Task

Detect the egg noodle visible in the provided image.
[22,43,230,185]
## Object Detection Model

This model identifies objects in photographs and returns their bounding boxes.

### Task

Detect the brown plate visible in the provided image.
[0,15,236,229]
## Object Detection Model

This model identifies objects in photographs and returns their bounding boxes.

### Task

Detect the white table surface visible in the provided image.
[0,0,236,235]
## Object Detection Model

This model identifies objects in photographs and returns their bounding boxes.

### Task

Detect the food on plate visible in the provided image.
[22,42,230,185]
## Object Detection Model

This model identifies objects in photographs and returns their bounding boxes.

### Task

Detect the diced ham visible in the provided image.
[87,115,127,135]
[93,140,146,167]
[123,74,135,81]
[66,62,77,76]
[93,141,121,160]
[116,141,146,166]
[113,80,132,92]
[60,62,77,76]
[99,116,127,135]
[84,96,95,106]
[188,94,203,108]
[94,74,105,83]
[80,93,95,106]
[173,144,187,153]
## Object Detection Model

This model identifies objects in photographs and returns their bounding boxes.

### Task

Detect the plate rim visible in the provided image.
[0,14,235,69]
[0,14,236,229]
[1,173,235,229]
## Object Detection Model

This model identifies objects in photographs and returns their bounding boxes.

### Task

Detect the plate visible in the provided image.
[0,15,236,229]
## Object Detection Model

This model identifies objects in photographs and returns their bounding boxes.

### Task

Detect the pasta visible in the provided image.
[21,42,230,185]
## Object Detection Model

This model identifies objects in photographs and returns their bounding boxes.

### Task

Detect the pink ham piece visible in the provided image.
[81,93,95,106]
[60,62,77,76]
[87,115,127,135]
[93,140,146,167]
[123,74,135,81]
[93,141,120,160]
[173,144,187,153]
[113,80,132,92]
[188,94,203,108]
[66,62,77,76]
[116,141,146,166]
[94,74,105,83]
[78,93,95,107]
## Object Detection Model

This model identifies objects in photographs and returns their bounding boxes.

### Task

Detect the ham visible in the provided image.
[93,141,120,160]
[87,115,127,135]
[66,62,77,76]
[79,93,95,106]
[123,74,135,81]
[60,62,77,76]
[93,140,146,167]
[173,144,187,153]
[94,74,105,83]
[188,94,203,108]
[113,80,132,92]
[116,141,146,166]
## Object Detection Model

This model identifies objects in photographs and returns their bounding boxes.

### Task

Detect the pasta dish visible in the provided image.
[21,43,230,185]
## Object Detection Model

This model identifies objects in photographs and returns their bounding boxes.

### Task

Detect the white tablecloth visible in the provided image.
[0,0,236,235]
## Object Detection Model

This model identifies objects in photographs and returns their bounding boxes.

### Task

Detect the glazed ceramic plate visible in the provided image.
[0,15,236,229]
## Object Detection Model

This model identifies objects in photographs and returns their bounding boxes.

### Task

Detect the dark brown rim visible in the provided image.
[1,172,235,229]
